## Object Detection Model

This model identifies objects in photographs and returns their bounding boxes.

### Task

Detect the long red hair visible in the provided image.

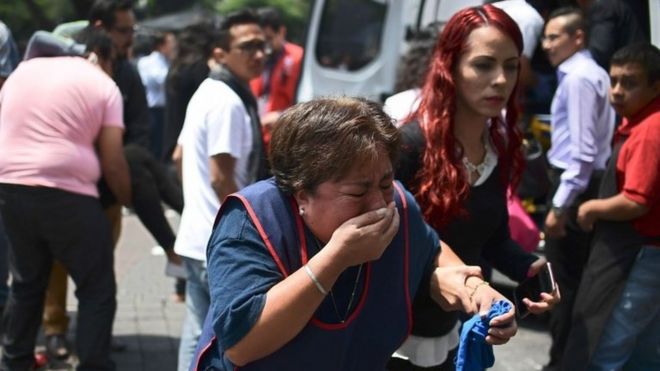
[411,5,525,230]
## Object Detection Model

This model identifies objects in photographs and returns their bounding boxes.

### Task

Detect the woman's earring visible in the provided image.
[299,207,305,216]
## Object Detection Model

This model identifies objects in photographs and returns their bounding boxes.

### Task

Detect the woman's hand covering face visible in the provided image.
[324,201,400,269]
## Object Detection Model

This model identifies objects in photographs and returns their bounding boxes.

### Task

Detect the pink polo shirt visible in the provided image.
[0,57,123,198]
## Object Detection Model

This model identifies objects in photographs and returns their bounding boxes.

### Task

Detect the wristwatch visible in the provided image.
[551,205,566,218]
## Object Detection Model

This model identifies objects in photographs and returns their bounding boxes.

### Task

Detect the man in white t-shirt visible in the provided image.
[174,10,267,371]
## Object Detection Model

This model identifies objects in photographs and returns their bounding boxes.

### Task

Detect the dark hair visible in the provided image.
[394,23,443,93]
[215,9,260,50]
[610,43,660,84]
[412,4,524,229]
[548,7,588,42]
[172,22,216,66]
[78,28,114,62]
[270,97,400,194]
[88,0,134,29]
[257,7,283,31]
[151,31,174,50]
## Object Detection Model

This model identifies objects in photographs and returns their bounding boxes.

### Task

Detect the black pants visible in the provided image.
[0,184,116,371]
[544,168,602,367]
[148,107,165,161]
[124,144,183,251]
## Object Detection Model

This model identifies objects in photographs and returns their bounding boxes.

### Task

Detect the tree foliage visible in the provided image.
[0,0,76,47]
[0,0,310,49]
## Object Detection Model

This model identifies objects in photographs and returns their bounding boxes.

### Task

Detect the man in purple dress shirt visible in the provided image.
[540,7,615,370]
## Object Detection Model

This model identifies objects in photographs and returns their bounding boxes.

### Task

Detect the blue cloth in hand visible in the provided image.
[455,300,512,371]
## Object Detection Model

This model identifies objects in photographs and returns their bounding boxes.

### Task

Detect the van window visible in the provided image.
[315,0,388,71]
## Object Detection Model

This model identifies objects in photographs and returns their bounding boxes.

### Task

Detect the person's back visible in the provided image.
[584,0,647,69]
[164,59,210,161]
[0,56,122,196]
[0,47,128,370]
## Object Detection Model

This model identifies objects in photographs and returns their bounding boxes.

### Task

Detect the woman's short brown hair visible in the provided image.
[269,97,400,194]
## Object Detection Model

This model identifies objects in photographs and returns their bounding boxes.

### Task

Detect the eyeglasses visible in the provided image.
[113,25,137,35]
[231,40,271,56]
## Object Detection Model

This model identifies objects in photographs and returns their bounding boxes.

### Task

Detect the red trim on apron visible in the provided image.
[292,197,373,329]
[193,335,218,371]
[309,264,372,330]
[233,194,290,277]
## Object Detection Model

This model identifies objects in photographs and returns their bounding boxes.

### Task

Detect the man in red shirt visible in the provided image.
[563,42,660,370]
[250,7,303,141]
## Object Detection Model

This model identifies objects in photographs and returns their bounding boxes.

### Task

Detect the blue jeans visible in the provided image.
[590,246,660,371]
[178,257,209,371]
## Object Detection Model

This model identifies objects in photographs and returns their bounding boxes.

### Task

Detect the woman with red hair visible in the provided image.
[391,5,560,370]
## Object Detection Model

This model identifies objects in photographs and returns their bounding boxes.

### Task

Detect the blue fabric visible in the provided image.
[192,178,439,370]
[178,257,210,371]
[455,300,512,371]
[589,246,660,370]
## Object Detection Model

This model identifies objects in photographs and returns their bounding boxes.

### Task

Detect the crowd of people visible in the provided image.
[0,0,657,370]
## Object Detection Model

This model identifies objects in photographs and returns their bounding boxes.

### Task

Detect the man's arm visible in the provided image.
[98,126,131,206]
[209,153,238,202]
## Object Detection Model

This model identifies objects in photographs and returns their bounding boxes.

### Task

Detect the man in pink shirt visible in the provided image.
[0,30,130,370]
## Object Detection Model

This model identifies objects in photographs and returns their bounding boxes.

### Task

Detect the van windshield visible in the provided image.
[315,0,388,71]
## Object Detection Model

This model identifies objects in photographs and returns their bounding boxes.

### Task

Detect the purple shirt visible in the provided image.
[547,50,614,208]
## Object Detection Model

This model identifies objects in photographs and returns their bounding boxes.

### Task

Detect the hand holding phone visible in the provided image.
[513,262,558,318]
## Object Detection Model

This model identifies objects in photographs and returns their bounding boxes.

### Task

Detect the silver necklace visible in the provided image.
[312,236,363,323]
[462,156,487,176]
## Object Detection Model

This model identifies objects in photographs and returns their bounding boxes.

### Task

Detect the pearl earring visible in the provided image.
[299,207,305,216]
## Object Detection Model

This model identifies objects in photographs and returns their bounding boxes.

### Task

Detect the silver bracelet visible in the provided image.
[304,265,328,295]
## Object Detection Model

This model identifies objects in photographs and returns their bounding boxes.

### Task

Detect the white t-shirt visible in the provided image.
[137,51,169,108]
[383,88,421,126]
[174,78,254,261]
[492,0,544,59]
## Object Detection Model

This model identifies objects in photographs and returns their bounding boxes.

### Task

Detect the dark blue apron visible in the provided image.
[192,179,412,370]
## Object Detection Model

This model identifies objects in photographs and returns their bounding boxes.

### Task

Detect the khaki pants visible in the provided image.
[42,203,122,335]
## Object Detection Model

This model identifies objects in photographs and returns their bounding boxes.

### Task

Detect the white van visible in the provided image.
[296,0,660,102]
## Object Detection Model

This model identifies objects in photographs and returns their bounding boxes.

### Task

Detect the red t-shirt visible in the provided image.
[616,96,660,238]
[251,42,304,114]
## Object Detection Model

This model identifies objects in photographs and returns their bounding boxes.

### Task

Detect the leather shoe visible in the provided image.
[45,334,70,359]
